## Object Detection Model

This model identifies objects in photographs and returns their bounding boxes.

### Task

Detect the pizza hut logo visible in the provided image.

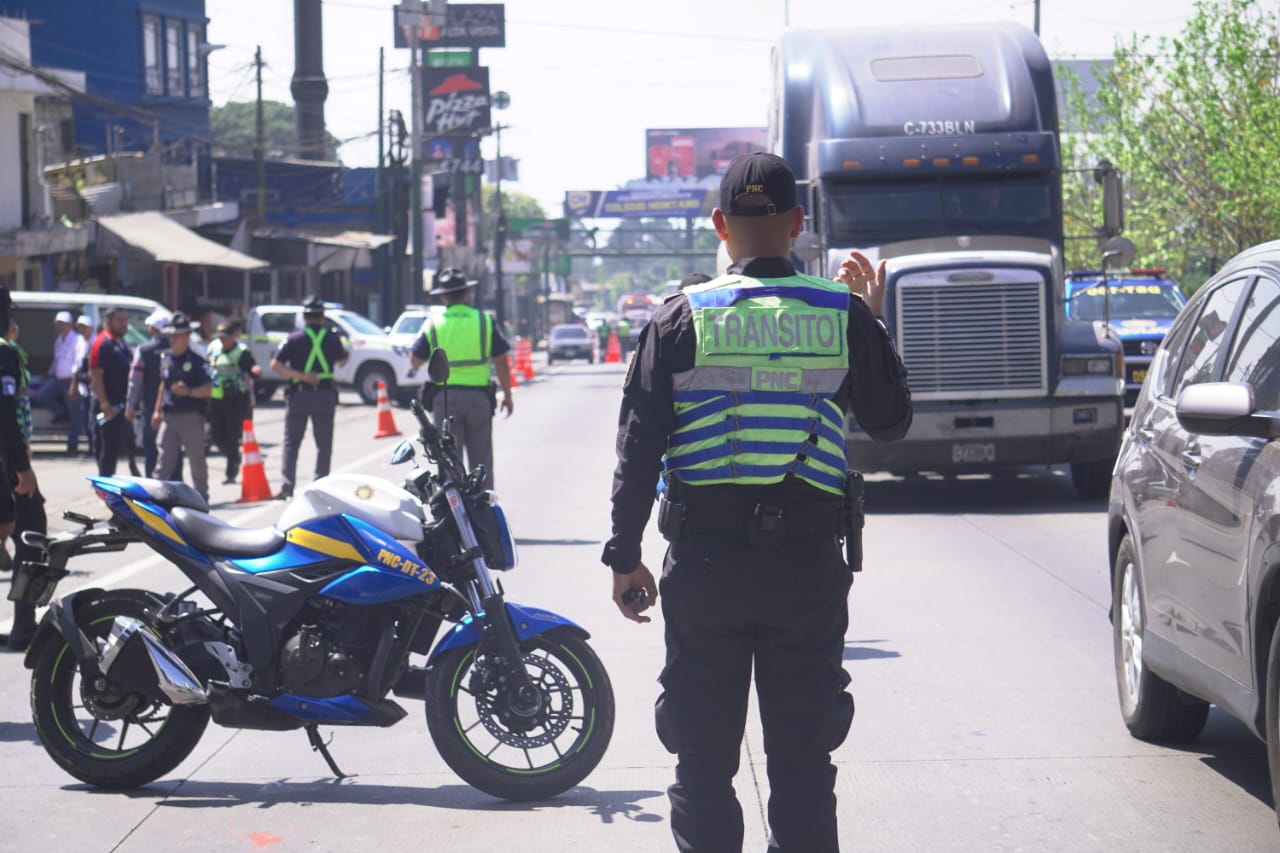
[424,70,491,135]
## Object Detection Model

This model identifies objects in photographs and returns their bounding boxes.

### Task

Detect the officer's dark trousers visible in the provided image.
[95,413,132,477]
[1,469,46,641]
[657,533,854,853]
[431,386,495,489]
[210,393,249,479]
[281,387,336,493]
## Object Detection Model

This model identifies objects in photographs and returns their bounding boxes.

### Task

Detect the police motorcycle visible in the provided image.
[14,350,615,801]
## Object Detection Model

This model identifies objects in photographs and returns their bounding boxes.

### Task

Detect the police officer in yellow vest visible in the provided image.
[603,153,913,853]
[270,298,348,500]
[410,268,513,489]
[207,321,262,484]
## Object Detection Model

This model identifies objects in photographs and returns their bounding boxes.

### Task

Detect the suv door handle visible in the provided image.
[1136,425,1155,444]
[1181,443,1202,471]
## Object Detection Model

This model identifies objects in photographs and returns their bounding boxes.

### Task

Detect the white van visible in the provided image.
[9,292,168,436]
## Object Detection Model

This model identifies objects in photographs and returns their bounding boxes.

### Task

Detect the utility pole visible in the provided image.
[254,45,265,221]
[376,47,389,324]
[410,29,424,305]
[492,123,507,327]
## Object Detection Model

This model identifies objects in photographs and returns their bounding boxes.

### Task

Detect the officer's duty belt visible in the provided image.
[683,490,843,540]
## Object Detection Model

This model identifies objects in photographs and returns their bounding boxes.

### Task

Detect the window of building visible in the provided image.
[166,19,184,96]
[143,15,162,94]
[187,24,206,97]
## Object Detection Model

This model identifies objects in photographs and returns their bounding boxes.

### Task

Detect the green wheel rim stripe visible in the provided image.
[49,612,160,760]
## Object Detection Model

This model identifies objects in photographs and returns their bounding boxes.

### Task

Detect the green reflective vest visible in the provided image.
[421,304,494,387]
[208,340,248,399]
[302,325,335,381]
[663,273,851,496]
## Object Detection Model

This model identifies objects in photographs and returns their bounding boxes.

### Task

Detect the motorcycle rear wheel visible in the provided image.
[425,627,615,801]
[30,590,210,789]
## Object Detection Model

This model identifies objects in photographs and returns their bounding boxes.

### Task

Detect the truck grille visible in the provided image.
[896,275,1047,399]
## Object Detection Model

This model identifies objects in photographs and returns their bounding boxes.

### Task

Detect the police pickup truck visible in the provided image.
[1065,270,1187,406]
[246,304,419,405]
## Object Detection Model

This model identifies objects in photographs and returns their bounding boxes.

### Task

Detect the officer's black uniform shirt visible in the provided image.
[0,343,30,474]
[275,324,348,385]
[602,257,914,573]
[160,349,212,414]
[137,335,170,412]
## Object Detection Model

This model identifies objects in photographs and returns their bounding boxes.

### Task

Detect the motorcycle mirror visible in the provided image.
[427,348,451,384]
[390,440,416,466]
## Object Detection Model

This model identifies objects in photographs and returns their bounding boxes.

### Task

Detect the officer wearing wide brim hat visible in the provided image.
[410,268,514,489]
[603,151,914,851]
[270,296,348,500]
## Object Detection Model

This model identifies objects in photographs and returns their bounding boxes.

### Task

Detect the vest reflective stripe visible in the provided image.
[422,305,493,386]
[302,326,335,379]
[669,414,845,452]
[208,341,247,399]
[664,274,851,497]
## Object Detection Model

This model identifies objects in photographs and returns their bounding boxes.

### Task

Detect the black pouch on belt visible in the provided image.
[657,485,686,543]
[843,471,866,572]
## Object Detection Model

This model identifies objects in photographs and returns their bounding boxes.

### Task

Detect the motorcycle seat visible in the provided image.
[126,478,210,513]
[169,507,287,557]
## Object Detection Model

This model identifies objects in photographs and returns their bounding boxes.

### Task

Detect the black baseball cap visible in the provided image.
[302,296,325,315]
[719,152,797,217]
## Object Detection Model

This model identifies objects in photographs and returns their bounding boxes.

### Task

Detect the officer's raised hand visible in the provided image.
[837,250,887,316]
[612,562,658,624]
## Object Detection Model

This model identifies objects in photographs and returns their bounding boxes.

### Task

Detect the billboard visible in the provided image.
[645,127,767,180]
[394,3,506,49]
[564,189,716,219]
[422,67,491,136]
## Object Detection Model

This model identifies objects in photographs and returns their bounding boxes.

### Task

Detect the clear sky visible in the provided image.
[204,0,1207,215]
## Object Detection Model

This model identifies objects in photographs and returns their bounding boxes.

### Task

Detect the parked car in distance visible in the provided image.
[546,323,596,364]
[246,304,419,405]
[1067,269,1187,406]
[387,304,445,353]
[1108,240,1280,824]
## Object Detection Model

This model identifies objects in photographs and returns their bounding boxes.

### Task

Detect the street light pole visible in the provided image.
[493,122,507,328]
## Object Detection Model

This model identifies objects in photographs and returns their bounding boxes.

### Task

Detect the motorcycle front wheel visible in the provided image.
[30,590,210,789]
[425,627,615,801]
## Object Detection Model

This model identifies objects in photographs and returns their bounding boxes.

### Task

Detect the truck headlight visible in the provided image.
[1062,355,1118,376]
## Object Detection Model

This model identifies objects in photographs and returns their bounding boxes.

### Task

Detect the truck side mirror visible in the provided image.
[1095,160,1124,239]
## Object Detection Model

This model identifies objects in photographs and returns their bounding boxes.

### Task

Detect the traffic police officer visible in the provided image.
[0,287,44,651]
[410,268,513,489]
[270,297,348,500]
[603,153,913,853]
[152,313,213,501]
[207,321,261,484]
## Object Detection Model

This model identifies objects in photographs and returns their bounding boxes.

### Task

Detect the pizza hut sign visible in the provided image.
[422,67,491,135]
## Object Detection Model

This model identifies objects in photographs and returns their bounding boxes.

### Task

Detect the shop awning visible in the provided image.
[97,212,269,271]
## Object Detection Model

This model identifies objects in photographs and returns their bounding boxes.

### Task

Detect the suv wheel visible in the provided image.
[356,363,396,406]
[1112,534,1209,741]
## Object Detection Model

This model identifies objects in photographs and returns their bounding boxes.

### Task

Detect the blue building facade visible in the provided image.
[9,0,211,159]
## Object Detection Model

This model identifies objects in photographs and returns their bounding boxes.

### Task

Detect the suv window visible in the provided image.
[339,312,385,336]
[1166,277,1248,401]
[1224,276,1280,411]
[260,311,297,334]
[393,315,427,336]
[552,326,589,341]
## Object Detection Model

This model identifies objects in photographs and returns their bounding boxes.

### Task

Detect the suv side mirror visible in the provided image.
[1176,382,1279,439]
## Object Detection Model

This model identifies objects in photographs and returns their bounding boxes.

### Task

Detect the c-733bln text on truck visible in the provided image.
[771,23,1124,498]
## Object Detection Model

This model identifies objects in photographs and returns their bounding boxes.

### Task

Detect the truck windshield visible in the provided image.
[823,175,1057,246]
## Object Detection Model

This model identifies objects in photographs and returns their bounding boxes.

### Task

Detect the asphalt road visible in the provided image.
[0,363,1275,851]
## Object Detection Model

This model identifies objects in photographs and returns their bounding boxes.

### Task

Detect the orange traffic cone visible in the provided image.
[373,380,402,438]
[237,420,274,503]
[516,337,535,381]
[604,332,622,363]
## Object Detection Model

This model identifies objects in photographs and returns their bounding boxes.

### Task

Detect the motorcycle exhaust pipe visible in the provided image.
[99,617,207,706]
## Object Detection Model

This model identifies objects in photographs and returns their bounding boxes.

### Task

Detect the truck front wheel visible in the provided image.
[1070,456,1115,500]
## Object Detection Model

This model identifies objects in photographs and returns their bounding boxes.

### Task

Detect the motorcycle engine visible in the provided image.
[279,605,374,696]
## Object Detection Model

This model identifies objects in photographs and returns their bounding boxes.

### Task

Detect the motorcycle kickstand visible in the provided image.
[305,724,350,780]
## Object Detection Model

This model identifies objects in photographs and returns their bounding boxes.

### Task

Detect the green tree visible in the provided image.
[210,100,343,162]
[1062,0,1280,289]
